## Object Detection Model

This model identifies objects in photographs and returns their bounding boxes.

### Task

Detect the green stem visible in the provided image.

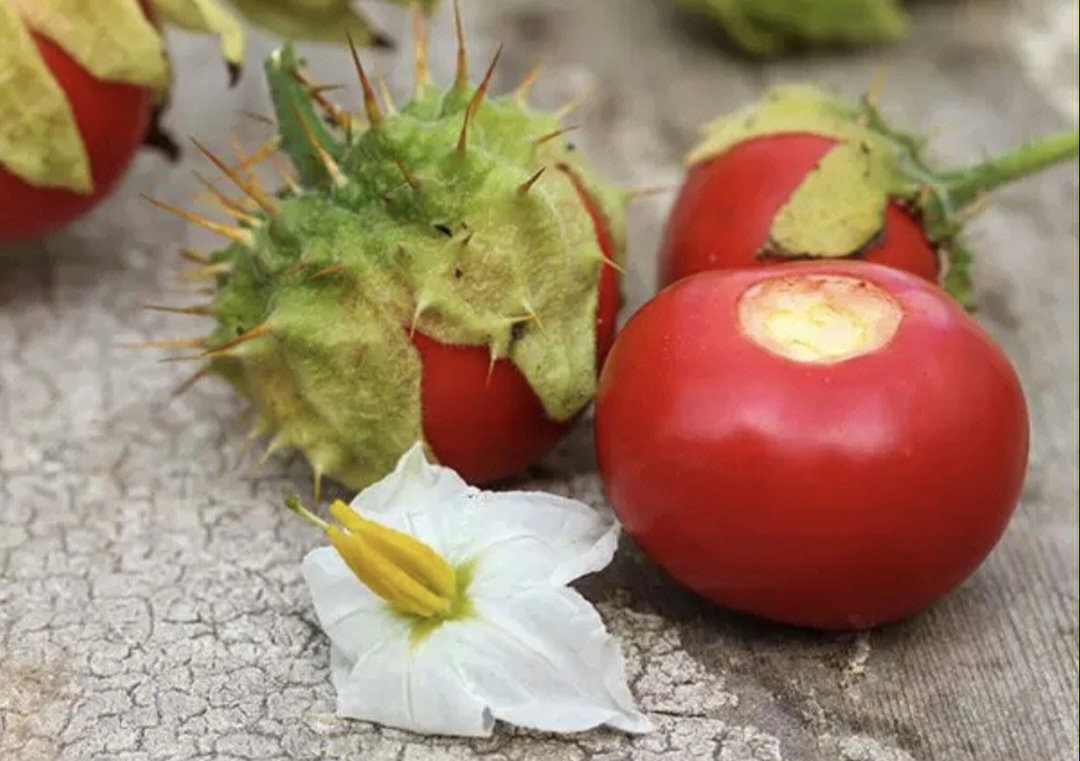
[939,129,1079,210]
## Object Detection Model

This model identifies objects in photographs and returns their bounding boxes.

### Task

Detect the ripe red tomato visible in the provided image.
[595,261,1028,629]
[0,31,155,242]
[657,134,940,288]
[416,192,621,484]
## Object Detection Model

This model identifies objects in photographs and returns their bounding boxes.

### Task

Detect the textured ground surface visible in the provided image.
[1,1,1077,759]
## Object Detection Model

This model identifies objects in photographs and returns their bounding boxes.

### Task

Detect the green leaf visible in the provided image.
[152,0,246,66]
[941,243,974,309]
[743,0,909,48]
[765,142,890,257]
[0,3,92,192]
[11,0,168,89]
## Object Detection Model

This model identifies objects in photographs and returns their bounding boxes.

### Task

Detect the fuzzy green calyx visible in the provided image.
[152,0,247,68]
[200,43,624,490]
[690,84,1080,305]
[674,0,908,57]
[767,140,892,258]
[224,0,400,46]
[11,0,169,88]
[156,0,407,56]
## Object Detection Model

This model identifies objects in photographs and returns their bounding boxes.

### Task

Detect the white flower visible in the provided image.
[296,442,653,737]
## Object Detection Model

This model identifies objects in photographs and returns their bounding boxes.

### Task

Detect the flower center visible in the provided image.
[737,273,902,363]
[287,496,461,618]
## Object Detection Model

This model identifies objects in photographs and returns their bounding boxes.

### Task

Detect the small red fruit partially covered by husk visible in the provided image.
[659,85,1079,305]
[153,10,625,492]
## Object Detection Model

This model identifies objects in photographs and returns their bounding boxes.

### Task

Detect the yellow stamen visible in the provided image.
[327,526,452,617]
[329,501,456,598]
[286,495,459,618]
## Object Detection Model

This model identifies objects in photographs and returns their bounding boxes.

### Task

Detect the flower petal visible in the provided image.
[348,441,471,523]
[301,547,399,659]
[448,490,620,594]
[452,587,653,734]
[343,444,619,589]
[331,624,494,737]
[304,546,495,736]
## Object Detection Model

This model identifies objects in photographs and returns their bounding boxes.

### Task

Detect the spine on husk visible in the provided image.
[689,84,1079,305]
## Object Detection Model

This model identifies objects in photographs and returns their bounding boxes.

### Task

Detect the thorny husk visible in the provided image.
[165,28,624,491]
[689,84,1079,305]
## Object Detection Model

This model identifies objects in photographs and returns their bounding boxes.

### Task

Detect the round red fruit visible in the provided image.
[657,134,940,288]
[595,262,1028,629]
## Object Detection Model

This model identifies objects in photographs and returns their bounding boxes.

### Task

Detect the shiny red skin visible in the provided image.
[595,262,1028,629]
[658,134,940,288]
[415,193,620,485]
[0,31,155,242]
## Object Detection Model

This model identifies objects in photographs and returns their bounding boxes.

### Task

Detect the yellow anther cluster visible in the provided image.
[285,495,459,619]
[325,500,457,618]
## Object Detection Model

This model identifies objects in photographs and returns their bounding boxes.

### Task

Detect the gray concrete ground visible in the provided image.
[1,1,1077,759]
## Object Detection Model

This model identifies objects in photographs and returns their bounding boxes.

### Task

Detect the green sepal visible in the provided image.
[264,45,345,188]
[686,84,891,166]
[11,0,169,89]
[151,0,246,68]
[0,2,91,192]
[674,0,909,57]
[210,221,424,489]
[690,84,906,260]
[764,141,891,257]
[940,242,974,309]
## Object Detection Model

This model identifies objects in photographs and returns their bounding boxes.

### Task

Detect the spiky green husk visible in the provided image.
[203,45,624,489]
[690,84,1080,306]
[674,0,908,56]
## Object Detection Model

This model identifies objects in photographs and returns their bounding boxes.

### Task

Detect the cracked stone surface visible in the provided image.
[1,1,1077,759]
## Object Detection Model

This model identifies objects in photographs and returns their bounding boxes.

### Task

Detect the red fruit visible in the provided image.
[658,134,940,287]
[658,86,1078,305]
[418,192,621,485]
[0,32,155,242]
[595,262,1029,629]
